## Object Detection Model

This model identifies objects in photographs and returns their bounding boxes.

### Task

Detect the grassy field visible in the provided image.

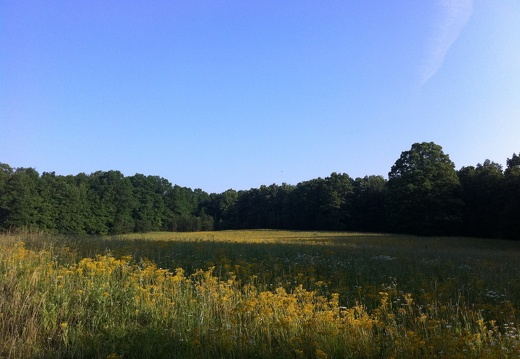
[1,230,520,358]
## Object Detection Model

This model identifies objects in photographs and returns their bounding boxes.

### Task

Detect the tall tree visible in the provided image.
[165,185,201,231]
[458,160,504,238]
[0,163,14,228]
[129,174,171,232]
[284,178,324,230]
[386,142,462,235]
[284,173,353,230]
[351,175,386,232]
[87,171,136,234]
[234,184,292,229]
[209,189,239,230]
[318,173,354,230]
[501,153,520,239]
[39,172,90,233]
[0,167,43,230]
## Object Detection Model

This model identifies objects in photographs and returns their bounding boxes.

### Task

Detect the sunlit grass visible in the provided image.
[2,230,520,358]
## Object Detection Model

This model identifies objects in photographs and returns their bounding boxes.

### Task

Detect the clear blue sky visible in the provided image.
[2,1,519,193]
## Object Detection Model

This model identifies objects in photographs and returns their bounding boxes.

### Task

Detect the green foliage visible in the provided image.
[283,173,354,230]
[0,166,214,234]
[39,172,90,233]
[235,184,293,229]
[501,153,520,239]
[457,154,520,240]
[386,142,463,235]
[210,189,239,230]
[86,171,136,234]
[0,144,518,239]
[1,167,43,230]
[129,174,170,233]
[458,160,504,238]
[351,176,386,232]
[0,163,14,226]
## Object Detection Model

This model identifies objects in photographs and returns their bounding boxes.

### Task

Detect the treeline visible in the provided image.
[1,142,519,239]
[0,169,214,234]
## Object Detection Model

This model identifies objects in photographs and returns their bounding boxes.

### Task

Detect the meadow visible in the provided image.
[1,230,520,358]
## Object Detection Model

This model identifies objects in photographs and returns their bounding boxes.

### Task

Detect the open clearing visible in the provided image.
[2,230,520,358]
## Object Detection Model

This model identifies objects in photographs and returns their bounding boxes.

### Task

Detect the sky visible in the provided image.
[2,1,520,193]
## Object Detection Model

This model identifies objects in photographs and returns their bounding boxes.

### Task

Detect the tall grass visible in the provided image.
[1,230,520,358]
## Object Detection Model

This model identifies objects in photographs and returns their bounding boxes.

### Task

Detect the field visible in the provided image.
[1,230,520,358]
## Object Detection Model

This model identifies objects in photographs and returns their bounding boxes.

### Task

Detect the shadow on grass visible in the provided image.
[35,326,285,359]
[14,231,520,359]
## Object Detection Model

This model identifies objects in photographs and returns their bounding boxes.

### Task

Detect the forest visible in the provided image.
[1,142,519,239]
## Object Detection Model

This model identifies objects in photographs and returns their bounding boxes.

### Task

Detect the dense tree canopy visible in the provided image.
[458,160,504,238]
[0,143,518,239]
[350,176,386,232]
[386,142,463,235]
[502,154,520,239]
